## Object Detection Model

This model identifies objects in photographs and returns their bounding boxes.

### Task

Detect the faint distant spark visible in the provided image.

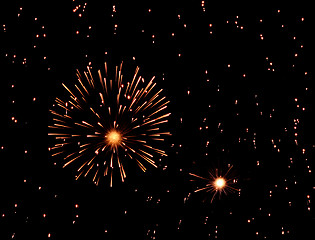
[189,166,238,203]
[49,62,170,187]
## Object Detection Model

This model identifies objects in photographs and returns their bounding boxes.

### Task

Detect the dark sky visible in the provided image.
[0,1,315,240]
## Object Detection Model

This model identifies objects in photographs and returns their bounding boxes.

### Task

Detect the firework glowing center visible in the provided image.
[106,130,122,146]
[214,177,226,189]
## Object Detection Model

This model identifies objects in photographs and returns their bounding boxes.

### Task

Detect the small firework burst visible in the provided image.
[48,62,171,186]
[189,165,238,203]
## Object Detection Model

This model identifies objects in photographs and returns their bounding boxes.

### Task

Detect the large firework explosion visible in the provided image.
[48,62,171,187]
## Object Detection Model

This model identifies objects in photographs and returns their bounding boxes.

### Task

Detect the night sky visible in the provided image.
[1,1,315,239]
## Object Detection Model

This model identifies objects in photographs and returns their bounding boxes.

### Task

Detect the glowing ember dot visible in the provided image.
[106,130,122,146]
[214,178,226,189]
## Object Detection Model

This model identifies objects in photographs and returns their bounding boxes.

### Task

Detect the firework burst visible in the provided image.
[189,165,238,203]
[48,62,171,186]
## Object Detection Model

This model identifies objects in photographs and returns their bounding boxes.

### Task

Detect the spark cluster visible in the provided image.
[189,166,238,203]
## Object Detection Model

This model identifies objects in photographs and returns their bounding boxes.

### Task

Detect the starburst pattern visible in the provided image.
[189,166,238,203]
[48,62,171,186]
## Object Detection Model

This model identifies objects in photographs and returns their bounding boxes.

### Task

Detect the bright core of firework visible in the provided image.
[214,177,226,189]
[106,130,122,146]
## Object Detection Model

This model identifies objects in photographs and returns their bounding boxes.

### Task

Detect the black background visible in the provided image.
[1,1,315,239]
